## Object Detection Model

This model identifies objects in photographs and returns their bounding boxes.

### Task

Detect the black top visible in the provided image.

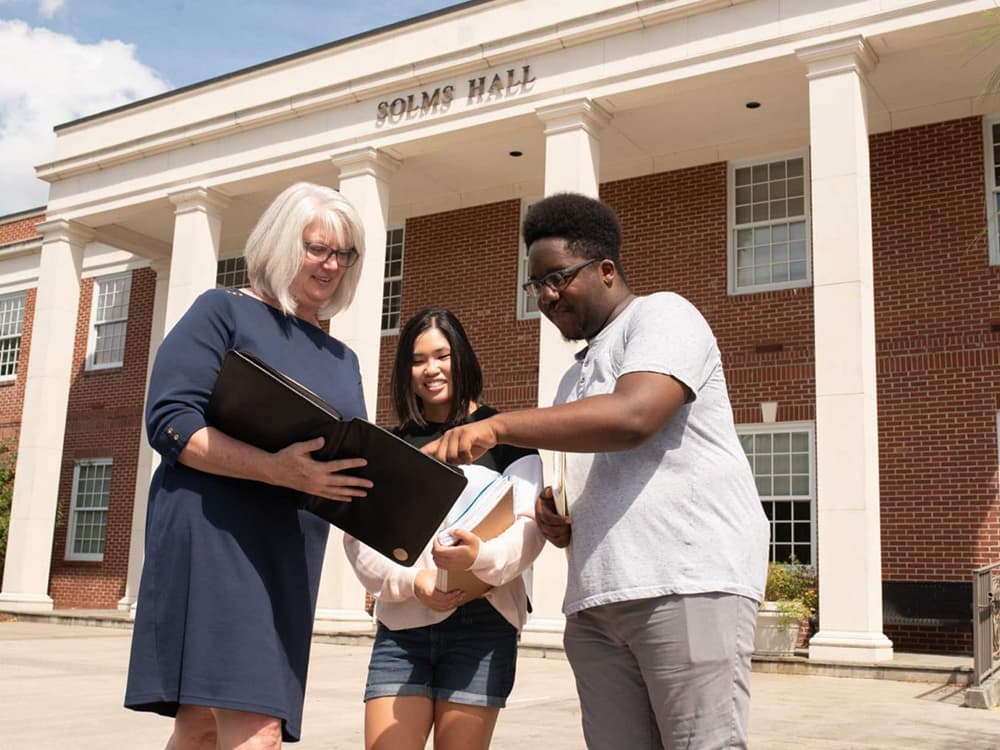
[395,405,535,475]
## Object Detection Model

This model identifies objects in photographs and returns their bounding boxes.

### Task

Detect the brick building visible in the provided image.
[2,0,999,659]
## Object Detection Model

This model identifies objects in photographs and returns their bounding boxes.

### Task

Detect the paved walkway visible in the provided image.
[3,619,999,749]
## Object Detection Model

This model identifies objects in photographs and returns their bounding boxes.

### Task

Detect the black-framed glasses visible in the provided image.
[303,241,359,267]
[521,258,599,298]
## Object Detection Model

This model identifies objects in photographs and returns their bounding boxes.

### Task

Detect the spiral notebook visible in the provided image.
[206,349,468,566]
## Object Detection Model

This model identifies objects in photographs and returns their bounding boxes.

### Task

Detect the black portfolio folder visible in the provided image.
[206,349,467,566]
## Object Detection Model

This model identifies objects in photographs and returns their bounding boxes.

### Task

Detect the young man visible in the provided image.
[426,192,770,750]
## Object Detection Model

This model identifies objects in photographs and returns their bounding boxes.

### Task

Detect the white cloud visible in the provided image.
[38,0,64,19]
[0,0,65,19]
[0,19,170,215]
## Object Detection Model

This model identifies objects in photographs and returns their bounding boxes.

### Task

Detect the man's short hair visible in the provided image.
[522,193,623,266]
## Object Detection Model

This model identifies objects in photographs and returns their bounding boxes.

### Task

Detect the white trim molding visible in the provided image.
[985,115,1000,266]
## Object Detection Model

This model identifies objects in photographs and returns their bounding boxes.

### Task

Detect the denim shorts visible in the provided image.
[364,599,518,708]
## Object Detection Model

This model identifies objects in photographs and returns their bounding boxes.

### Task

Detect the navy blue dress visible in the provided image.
[124,288,366,742]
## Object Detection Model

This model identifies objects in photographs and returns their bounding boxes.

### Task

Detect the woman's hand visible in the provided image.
[413,568,465,611]
[178,428,371,502]
[535,488,572,548]
[432,529,480,571]
[268,436,372,503]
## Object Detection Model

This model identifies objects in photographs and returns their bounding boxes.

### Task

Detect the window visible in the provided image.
[382,227,405,333]
[738,424,815,564]
[986,118,1000,265]
[65,459,112,561]
[729,155,811,294]
[86,273,131,370]
[216,256,248,289]
[517,199,540,320]
[0,292,26,382]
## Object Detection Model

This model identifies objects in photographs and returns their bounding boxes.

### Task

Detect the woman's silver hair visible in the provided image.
[244,182,366,319]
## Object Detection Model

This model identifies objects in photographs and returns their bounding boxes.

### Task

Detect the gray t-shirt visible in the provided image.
[555,292,770,615]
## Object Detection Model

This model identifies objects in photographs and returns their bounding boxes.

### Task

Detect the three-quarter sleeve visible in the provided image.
[145,290,235,465]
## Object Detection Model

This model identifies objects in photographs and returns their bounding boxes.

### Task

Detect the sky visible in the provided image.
[0,0,463,216]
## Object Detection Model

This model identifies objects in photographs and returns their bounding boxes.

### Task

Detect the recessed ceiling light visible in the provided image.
[509,150,523,157]
[745,101,761,109]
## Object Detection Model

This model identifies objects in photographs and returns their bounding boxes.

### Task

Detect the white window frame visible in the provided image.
[727,152,812,295]
[984,116,1000,266]
[65,458,112,562]
[0,291,26,383]
[517,198,541,321]
[216,256,248,289]
[85,271,131,371]
[737,421,817,565]
[381,226,405,335]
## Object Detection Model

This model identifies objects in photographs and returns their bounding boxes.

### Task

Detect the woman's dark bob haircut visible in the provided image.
[391,308,483,428]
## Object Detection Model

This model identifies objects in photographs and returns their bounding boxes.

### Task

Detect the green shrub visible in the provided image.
[0,444,14,581]
[765,560,817,623]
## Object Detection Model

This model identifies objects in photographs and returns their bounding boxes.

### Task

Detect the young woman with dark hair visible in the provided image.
[344,307,544,750]
[389,308,483,429]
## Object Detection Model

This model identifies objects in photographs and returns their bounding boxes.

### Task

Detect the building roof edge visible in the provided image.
[53,0,495,132]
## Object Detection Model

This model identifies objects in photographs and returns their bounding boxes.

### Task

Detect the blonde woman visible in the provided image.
[125,182,372,749]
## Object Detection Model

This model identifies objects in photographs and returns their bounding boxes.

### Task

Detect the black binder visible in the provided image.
[206,349,467,566]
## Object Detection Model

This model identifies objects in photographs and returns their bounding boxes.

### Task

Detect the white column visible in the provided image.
[114,193,225,613]
[314,148,399,628]
[525,99,611,644]
[533,99,611,410]
[797,37,893,662]
[165,188,228,332]
[330,148,400,419]
[0,219,90,612]
[330,148,399,419]
[118,259,170,614]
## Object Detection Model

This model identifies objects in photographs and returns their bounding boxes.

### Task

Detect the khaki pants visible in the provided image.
[563,593,758,750]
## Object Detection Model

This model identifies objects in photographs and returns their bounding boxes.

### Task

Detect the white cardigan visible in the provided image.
[344,454,545,631]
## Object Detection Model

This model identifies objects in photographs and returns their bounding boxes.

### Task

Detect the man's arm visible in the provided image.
[425,370,688,464]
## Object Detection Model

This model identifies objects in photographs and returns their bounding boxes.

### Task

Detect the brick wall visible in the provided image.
[48,267,155,608]
[884,623,971,656]
[374,199,539,425]
[0,214,42,246]
[872,117,1000,586]
[601,165,817,427]
[375,171,817,430]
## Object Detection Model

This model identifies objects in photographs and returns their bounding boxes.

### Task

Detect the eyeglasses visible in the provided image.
[521,258,599,298]
[303,241,359,267]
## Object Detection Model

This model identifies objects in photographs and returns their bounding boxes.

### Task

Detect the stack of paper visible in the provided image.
[437,466,513,546]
